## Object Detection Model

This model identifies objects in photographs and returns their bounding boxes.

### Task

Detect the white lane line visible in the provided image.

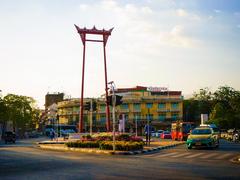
[156,152,179,158]
[200,153,219,159]
[185,153,204,158]
[215,153,233,160]
[171,152,192,158]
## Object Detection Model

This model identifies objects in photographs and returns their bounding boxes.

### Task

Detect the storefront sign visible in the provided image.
[147,87,168,92]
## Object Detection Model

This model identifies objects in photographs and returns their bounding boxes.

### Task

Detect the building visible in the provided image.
[45,93,64,110]
[57,86,183,133]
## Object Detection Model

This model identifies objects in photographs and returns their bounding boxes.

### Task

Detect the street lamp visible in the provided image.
[135,115,138,137]
[147,108,150,146]
[108,81,116,152]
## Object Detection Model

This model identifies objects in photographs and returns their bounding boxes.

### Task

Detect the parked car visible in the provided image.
[186,127,219,149]
[3,131,16,144]
[151,131,156,137]
[27,131,40,138]
[60,129,76,139]
[45,128,54,136]
[155,130,164,137]
[160,131,172,139]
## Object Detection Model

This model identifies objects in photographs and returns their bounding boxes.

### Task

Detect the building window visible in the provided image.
[171,102,179,109]
[121,103,129,110]
[134,113,141,120]
[100,105,105,111]
[158,114,166,121]
[172,113,178,121]
[100,115,106,123]
[133,103,141,110]
[146,114,153,120]
[73,107,79,111]
[146,103,153,109]
[158,103,166,109]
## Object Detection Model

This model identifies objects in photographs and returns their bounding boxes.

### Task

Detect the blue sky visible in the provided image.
[0,0,239,108]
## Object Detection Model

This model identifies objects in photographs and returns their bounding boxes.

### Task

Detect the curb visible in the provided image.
[38,141,185,155]
[230,156,240,164]
[111,142,185,155]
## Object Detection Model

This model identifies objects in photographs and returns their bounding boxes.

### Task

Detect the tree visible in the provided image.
[3,94,39,136]
[0,97,7,133]
[184,88,213,124]
[183,99,200,123]
[184,86,240,129]
[209,86,240,128]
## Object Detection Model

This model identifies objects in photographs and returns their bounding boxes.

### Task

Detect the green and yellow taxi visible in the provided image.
[186,127,219,149]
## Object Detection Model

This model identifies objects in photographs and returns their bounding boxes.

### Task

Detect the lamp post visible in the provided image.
[90,99,93,135]
[135,115,138,137]
[147,109,150,146]
[108,81,116,152]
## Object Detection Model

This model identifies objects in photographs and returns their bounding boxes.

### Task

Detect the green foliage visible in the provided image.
[84,133,143,142]
[65,140,144,151]
[99,141,144,151]
[91,132,113,141]
[0,94,40,135]
[184,86,240,129]
[0,97,7,123]
[115,133,130,141]
[65,141,99,148]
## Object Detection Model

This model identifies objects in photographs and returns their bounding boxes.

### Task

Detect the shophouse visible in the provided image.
[57,86,183,133]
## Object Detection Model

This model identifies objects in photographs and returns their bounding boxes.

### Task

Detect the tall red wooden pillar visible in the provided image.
[75,25,113,132]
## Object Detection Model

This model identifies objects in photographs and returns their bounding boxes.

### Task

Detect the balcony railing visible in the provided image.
[157,109,170,112]
[119,109,130,113]
[132,109,141,113]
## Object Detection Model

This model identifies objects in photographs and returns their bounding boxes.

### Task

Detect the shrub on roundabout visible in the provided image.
[65,133,144,151]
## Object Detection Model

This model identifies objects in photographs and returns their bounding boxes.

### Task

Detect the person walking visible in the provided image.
[50,129,55,141]
[144,124,153,145]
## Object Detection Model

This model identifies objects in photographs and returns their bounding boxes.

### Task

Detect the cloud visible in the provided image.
[166,25,196,48]
[75,1,199,51]
[176,9,188,17]
[208,15,213,20]
[237,25,240,28]
[170,25,183,35]
[214,9,221,13]
[234,12,240,18]
[141,6,153,14]
[176,8,201,21]
[79,4,88,11]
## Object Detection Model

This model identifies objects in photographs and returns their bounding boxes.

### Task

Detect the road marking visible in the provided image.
[215,153,233,160]
[199,153,219,159]
[171,152,191,158]
[185,153,204,158]
[156,152,179,158]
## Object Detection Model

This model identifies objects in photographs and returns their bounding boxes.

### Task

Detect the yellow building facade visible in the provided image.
[57,86,183,132]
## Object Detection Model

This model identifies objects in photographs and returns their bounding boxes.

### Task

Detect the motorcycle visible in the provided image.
[233,133,239,143]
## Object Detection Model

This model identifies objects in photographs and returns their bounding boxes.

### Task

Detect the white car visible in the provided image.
[155,130,164,137]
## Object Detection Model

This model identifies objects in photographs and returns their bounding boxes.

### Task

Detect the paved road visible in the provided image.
[0,138,239,180]
[141,139,240,160]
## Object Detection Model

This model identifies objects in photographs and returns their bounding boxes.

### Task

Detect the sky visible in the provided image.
[0,0,240,108]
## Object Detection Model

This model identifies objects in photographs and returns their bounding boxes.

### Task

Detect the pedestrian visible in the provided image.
[50,130,55,141]
[144,124,153,145]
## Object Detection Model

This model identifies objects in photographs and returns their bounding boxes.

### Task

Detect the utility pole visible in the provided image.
[135,115,138,137]
[90,99,93,135]
[108,81,116,152]
[147,109,150,146]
